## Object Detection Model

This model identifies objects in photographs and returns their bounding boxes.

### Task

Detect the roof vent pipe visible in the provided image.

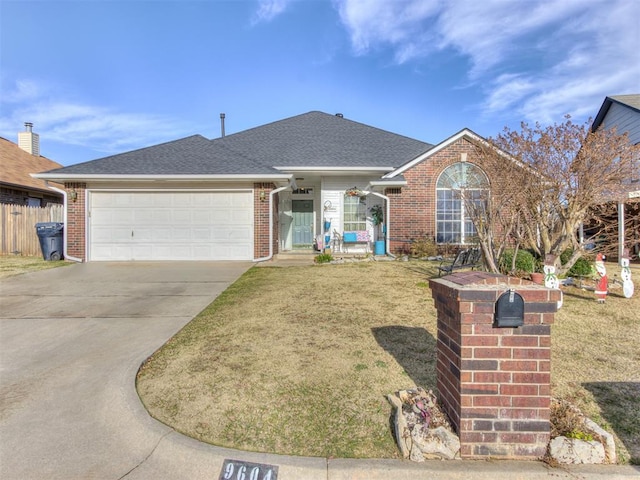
[220,113,226,138]
[335,113,343,118]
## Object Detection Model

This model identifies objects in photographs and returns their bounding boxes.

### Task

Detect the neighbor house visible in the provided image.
[33,111,496,262]
[590,94,640,259]
[1,123,63,206]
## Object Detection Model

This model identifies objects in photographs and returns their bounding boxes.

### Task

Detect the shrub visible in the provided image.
[568,257,594,277]
[499,249,535,275]
[560,250,595,277]
[314,253,333,264]
[410,237,438,258]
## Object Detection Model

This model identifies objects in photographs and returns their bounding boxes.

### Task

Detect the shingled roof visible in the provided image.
[215,111,433,168]
[0,137,63,192]
[42,134,282,176]
[37,111,433,179]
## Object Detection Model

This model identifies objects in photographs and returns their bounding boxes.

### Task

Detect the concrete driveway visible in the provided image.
[0,261,279,479]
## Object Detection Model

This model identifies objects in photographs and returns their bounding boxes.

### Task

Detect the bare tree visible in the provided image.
[471,117,639,276]
[463,142,533,274]
[585,200,640,259]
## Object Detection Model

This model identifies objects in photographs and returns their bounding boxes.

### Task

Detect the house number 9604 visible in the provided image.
[219,459,278,480]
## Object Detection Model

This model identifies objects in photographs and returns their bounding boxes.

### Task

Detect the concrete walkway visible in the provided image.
[0,262,638,479]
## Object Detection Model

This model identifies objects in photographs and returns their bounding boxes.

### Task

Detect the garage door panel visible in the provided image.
[212,226,252,241]
[92,209,135,224]
[232,210,252,223]
[90,191,253,261]
[131,244,154,260]
[92,227,133,242]
[209,209,252,224]
[211,195,233,207]
[192,210,216,223]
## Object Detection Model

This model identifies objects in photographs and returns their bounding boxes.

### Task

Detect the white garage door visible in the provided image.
[89,191,253,261]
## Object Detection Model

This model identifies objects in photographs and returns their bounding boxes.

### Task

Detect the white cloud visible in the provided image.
[0,78,193,156]
[1,79,44,104]
[334,0,640,125]
[252,0,292,25]
[334,0,441,62]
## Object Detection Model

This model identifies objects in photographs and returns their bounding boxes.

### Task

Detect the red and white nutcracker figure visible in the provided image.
[594,253,608,303]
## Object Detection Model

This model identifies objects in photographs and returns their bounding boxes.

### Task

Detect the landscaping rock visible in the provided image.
[584,418,617,464]
[409,425,460,461]
[387,387,460,461]
[549,436,606,464]
[549,397,616,464]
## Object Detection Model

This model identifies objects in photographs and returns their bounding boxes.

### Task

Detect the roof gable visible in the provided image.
[383,128,483,178]
[0,137,63,192]
[592,94,640,132]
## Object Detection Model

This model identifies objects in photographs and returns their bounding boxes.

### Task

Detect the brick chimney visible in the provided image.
[18,122,40,156]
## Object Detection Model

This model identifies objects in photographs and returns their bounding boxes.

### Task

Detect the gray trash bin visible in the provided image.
[35,222,64,261]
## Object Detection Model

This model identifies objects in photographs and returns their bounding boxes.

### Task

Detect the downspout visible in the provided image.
[365,187,395,258]
[254,182,292,262]
[45,181,83,263]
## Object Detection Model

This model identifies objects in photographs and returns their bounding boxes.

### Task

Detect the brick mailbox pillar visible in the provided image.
[429,271,559,459]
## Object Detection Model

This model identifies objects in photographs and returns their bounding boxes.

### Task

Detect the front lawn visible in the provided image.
[136,261,639,463]
[0,255,71,278]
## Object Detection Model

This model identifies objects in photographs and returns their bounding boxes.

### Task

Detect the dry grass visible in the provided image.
[136,260,640,462]
[550,272,640,464]
[0,255,71,279]
[137,261,437,458]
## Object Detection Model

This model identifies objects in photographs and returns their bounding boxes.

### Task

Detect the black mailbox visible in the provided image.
[494,289,524,328]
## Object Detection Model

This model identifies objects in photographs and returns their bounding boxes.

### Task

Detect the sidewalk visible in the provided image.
[123,430,640,480]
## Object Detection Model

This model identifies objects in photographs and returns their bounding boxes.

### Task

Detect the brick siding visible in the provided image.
[430,271,559,459]
[65,183,86,260]
[389,137,485,254]
[254,182,275,259]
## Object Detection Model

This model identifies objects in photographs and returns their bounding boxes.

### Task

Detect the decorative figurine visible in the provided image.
[594,253,608,303]
[543,265,559,289]
[543,254,562,308]
[620,249,634,299]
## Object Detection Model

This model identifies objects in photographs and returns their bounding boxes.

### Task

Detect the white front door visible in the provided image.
[89,191,253,261]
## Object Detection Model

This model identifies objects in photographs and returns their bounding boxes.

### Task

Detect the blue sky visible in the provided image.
[1,0,638,166]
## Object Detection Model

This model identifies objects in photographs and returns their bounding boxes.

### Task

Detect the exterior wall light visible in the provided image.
[69,189,78,202]
[259,190,266,202]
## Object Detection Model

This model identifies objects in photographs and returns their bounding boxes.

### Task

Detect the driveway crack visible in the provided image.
[118,430,173,479]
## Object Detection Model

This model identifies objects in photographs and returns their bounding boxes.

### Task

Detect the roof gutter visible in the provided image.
[253,181,293,263]
[44,181,83,263]
[365,184,394,258]
[32,173,292,182]
[367,179,407,187]
[274,167,394,172]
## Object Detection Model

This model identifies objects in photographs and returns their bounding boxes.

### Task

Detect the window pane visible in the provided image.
[436,163,489,244]
[344,195,366,231]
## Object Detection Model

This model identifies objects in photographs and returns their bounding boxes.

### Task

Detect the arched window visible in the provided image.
[436,162,489,244]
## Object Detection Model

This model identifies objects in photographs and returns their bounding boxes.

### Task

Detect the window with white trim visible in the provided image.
[436,162,489,244]
[343,195,366,231]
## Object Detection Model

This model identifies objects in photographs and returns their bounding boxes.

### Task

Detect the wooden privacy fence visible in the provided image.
[1,204,64,256]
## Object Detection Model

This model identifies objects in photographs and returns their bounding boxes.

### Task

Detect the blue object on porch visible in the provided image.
[375,240,385,255]
[325,235,331,245]
[343,232,357,243]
